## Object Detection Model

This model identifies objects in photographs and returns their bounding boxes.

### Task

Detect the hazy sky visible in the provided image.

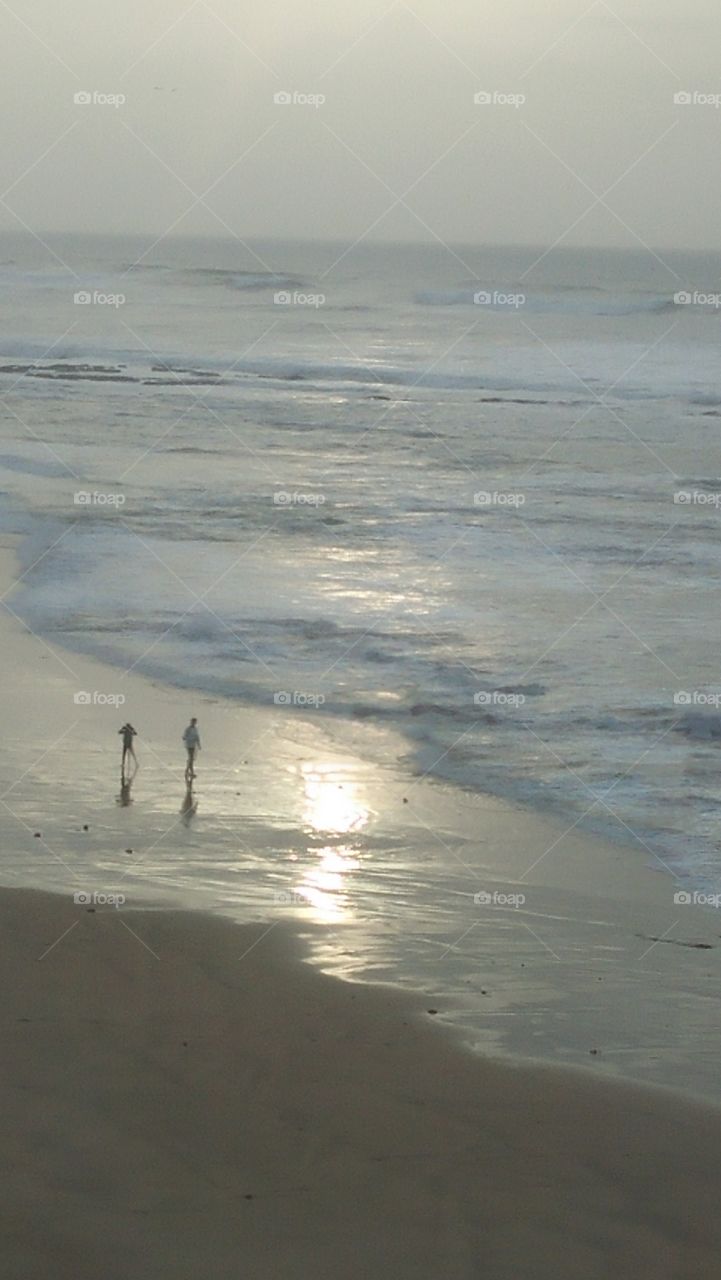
[1,0,719,248]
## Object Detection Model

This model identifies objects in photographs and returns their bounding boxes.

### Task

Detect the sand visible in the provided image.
[4,887,721,1280]
[4,534,721,1276]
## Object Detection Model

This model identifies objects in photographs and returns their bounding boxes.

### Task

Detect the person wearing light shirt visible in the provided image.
[182,718,201,780]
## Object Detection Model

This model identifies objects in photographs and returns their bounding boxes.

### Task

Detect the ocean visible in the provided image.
[2,233,721,891]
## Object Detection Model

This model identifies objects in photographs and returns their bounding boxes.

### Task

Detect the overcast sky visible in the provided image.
[1,0,719,248]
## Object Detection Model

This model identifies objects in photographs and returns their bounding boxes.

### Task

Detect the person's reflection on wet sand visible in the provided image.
[117,772,134,807]
[180,778,198,825]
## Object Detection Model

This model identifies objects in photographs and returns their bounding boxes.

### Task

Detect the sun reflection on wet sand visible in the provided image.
[301,764,369,835]
[293,765,368,920]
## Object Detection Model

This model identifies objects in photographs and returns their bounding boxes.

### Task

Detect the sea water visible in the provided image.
[2,233,721,890]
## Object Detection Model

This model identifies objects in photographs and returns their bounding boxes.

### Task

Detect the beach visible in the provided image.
[0,0,719,1262]
[4,527,721,1276]
[6,890,721,1279]
[2,530,721,1098]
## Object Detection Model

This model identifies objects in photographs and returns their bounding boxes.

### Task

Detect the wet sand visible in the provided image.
[1,532,721,1098]
[5,887,721,1280]
[4,533,721,1275]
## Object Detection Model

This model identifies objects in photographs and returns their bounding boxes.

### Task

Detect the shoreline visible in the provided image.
[6,495,701,901]
[2,519,691,891]
[5,884,721,1279]
[3,532,721,1104]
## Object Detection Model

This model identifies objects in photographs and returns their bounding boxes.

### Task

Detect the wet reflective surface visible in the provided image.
[2,677,721,1104]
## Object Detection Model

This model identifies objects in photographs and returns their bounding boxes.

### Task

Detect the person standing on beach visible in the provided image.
[183,718,201,781]
[119,723,137,777]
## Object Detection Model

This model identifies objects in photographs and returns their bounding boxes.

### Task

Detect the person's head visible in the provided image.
[190,717,197,726]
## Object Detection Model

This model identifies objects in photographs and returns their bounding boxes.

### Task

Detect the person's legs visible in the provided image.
[185,747,196,780]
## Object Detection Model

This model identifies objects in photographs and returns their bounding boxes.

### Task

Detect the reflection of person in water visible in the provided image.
[182,718,200,782]
[180,778,198,825]
[119,723,138,780]
[117,777,133,806]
